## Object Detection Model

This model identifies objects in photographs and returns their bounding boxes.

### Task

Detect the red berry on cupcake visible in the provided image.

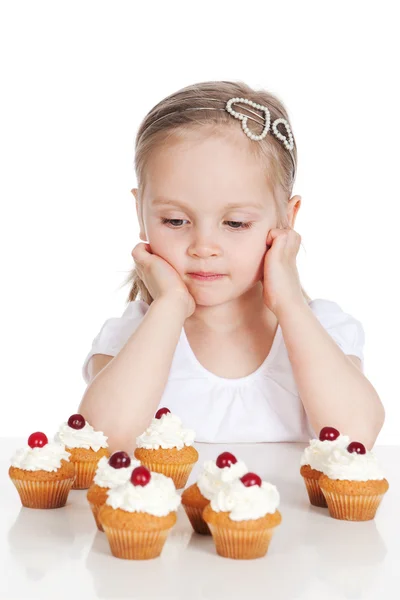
[67,414,86,430]
[155,407,171,419]
[319,426,340,442]
[216,452,237,469]
[240,472,262,487]
[131,466,151,487]
[108,451,131,469]
[347,441,366,455]
[28,432,48,448]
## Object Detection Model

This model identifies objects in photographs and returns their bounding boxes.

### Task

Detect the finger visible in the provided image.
[285,230,301,254]
[131,243,143,258]
[131,242,149,261]
[266,228,290,247]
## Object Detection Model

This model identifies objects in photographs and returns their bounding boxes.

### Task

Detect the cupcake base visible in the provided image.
[87,484,109,531]
[103,526,170,560]
[98,505,177,560]
[300,464,327,508]
[134,446,199,489]
[181,484,211,535]
[9,461,75,509]
[203,504,282,559]
[67,447,110,490]
[319,475,389,521]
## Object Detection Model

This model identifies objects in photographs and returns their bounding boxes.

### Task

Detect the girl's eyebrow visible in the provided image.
[151,197,266,211]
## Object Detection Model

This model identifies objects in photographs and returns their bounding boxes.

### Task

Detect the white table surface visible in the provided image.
[1,439,399,600]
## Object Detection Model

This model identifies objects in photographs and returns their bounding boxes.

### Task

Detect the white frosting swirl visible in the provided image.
[10,442,71,472]
[136,412,195,450]
[105,471,181,517]
[93,455,141,488]
[322,447,385,481]
[197,459,248,501]
[300,434,350,472]
[210,478,280,521]
[54,421,108,452]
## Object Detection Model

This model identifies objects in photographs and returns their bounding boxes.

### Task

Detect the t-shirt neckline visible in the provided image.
[180,323,283,385]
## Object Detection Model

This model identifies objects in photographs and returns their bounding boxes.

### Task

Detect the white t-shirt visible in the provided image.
[82,298,365,444]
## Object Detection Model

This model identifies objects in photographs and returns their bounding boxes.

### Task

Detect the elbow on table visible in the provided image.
[105,433,138,456]
[365,401,386,450]
[309,400,386,451]
[347,399,386,451]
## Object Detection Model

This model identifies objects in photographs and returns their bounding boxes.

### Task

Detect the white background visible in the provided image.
[1,1,399,442]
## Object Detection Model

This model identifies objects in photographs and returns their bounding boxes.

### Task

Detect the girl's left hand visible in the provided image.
[262,227,305,317]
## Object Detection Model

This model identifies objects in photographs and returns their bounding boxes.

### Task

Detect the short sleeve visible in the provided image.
[309,299,366,371]
[81,300,150,384]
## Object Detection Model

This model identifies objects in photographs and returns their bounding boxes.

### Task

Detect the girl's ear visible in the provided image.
[132,188,148,242]
[287,195,302,228]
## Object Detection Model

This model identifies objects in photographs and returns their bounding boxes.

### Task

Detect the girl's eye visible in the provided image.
[226,221,253,229]
[161,218,253,230]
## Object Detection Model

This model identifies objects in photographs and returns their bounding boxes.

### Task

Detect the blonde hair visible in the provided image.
[120,80,312,306]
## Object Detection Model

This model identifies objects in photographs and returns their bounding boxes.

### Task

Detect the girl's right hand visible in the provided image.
[131,243,196,319]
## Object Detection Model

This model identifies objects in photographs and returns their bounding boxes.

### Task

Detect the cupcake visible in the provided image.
[300,426,350,507]
[98,465,181,559]
[87,451,141,531]
[318,441,389,521]
[54,414,110,489]
[134,408,198,489]
[9,432,75,508]
[182,451,248,535]
[203,472,282,559]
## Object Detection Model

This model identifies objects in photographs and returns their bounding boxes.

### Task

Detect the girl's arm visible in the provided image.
[78,294,187,454]
[276,299,385,450]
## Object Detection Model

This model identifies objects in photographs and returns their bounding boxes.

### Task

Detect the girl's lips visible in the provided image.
[188,273,226,281]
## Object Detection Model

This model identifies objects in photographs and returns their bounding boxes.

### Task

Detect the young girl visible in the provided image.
[79,80,385,454]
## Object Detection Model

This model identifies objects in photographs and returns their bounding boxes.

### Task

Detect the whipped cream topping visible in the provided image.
[105,471,181,516]
[210,478,280,521]
[197,459,249,501]
[322,447,385,481]
[54,421,108,452]
[300,434,351,473]
[10,442,71,472]
[93,455,141,488]
[136,412,195,450]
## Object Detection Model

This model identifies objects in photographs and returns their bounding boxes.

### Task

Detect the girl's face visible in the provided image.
[137,130,286,306]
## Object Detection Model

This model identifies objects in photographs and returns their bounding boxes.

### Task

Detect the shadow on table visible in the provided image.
[7,507,76,580]
[63,490,98,559]
[301,508,387,597]
[85,506,193,599]
[183,521,313,599]
[7,489,100,581]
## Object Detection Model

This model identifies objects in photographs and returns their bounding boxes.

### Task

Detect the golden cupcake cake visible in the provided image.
[98,465,181,560]
[300,426,350,507]
[203,471,282,560]
[9,432,75,508]
[318,441,389,521]
[54,414,109,489]
[87,451,141,531]
[134,408,198,489]
[182,451,248,535]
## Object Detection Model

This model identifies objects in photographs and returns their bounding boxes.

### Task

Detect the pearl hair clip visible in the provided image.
[225,97,294,150]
